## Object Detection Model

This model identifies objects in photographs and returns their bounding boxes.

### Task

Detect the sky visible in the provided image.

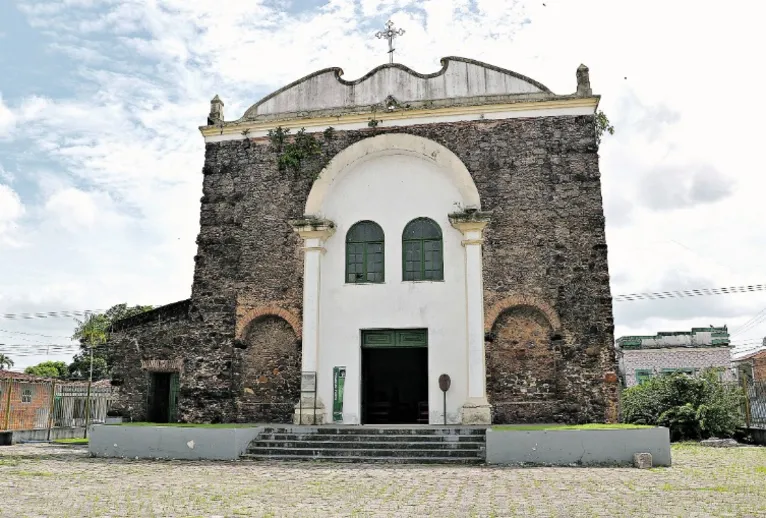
[1,0,765,371]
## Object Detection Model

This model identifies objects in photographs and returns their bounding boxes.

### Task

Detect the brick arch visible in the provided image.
[485,295,562,334]
[236,306,302,339]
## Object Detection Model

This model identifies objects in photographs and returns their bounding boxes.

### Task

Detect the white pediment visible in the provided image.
[241,57,553,120]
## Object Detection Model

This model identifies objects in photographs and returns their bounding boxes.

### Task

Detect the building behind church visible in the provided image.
[616,326,734,387]
[107,55,618,425]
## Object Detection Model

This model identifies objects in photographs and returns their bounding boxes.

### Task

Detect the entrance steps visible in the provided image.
[242,426,486,464]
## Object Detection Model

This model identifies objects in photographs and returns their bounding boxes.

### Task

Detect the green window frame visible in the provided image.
[346,221,385,284]
[402,218,443,281]
[635,369,653,385]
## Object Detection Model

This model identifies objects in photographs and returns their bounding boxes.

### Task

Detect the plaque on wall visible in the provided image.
[301,371,317,393]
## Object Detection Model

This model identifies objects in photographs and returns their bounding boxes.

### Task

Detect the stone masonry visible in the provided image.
[109,114,617,424]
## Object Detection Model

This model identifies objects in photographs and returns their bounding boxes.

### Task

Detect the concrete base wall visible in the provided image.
[12,427,86,443]
[486,428,671,466]
[88,425,265,460]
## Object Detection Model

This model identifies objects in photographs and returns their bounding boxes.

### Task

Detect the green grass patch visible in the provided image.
[52,438,88,445]
[116,422,259,428]
[492,423,652,431]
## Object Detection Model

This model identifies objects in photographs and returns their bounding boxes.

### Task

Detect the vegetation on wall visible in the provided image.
[267,126,327,179]
[595,110,615,145]
[621,370,744,441]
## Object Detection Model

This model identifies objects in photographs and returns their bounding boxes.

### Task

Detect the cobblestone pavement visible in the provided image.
[1,443,765,517]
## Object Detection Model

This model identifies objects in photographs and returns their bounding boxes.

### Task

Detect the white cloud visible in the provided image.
[0,94,14,137]
[0,184,24,247]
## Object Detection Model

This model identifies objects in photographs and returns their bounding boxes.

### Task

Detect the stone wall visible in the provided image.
[620,347,733,387]
[110,115,616,424]
[108,300,237,423]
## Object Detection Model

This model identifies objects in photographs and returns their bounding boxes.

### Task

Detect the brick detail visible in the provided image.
[238,316,301,423]
[141,359,184,373]
[485,295,562,334]
[0,381,52,430]
[236,306,302,339]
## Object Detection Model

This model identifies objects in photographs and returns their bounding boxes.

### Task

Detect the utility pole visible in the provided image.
[83,341,94,439]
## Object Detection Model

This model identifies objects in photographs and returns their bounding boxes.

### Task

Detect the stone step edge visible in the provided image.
[256,434,486,439]
[261,429,487,434]
[246,447,482,454]
[241,454,483,464]
[249,440,486,447]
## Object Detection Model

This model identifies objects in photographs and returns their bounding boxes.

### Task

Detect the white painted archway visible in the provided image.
[304,133,481,216]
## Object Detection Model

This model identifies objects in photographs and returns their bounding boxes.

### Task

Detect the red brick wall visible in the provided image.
[753,353,766,382]
[0,381,53,430]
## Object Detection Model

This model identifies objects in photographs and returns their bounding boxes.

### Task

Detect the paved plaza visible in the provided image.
[1,443,765,517]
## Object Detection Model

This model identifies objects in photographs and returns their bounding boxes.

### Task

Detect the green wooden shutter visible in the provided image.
[362,329,427,348]
[168,373,180,423]
[146,373,155,420]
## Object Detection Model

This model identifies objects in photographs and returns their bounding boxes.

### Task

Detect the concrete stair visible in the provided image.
[242,426,486,464]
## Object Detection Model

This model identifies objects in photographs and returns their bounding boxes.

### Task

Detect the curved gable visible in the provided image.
[242,57,553,120]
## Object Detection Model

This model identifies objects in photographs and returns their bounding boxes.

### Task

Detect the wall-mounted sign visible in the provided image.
[301,371,317,393]
[333,367,346,423]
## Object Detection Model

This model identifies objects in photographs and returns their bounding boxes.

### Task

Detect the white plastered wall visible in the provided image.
[316,152,472,424]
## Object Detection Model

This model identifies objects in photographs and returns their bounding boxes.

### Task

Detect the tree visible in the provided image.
[24,361,69,379]
[69,303,152,380]
[595,110,615,145]
[0,354,14,370]
[68,356,108,381]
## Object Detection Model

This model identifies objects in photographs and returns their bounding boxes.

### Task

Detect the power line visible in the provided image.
[731,306,766,337]
[0,328,73,339]
[0,283,762,320]
[613,283,766,302]
[0,309,104,320]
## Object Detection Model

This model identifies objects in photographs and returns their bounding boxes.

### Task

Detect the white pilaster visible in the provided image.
[450,211,492,425]
[290,218,335,424]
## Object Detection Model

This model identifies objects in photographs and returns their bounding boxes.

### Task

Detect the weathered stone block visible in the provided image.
[633,452,652,469]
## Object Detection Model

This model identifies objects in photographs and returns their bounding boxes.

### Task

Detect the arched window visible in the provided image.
[346,221,385,283]
[402,218,443,281]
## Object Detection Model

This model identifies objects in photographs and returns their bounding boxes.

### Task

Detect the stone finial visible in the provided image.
[208,95,224,125]
[576,64,592,97]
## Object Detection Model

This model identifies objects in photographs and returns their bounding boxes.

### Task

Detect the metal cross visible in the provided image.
[375,20,405,64]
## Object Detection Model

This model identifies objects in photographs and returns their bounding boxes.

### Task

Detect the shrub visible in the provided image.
[621,370,744,441]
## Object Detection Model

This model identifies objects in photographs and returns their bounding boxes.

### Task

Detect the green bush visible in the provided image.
[621,370,744,441]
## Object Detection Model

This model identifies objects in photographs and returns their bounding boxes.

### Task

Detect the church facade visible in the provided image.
[108,57,618,426]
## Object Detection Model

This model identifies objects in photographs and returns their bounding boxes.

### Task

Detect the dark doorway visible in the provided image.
[147,372,178,423]
[361,330,428,424]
